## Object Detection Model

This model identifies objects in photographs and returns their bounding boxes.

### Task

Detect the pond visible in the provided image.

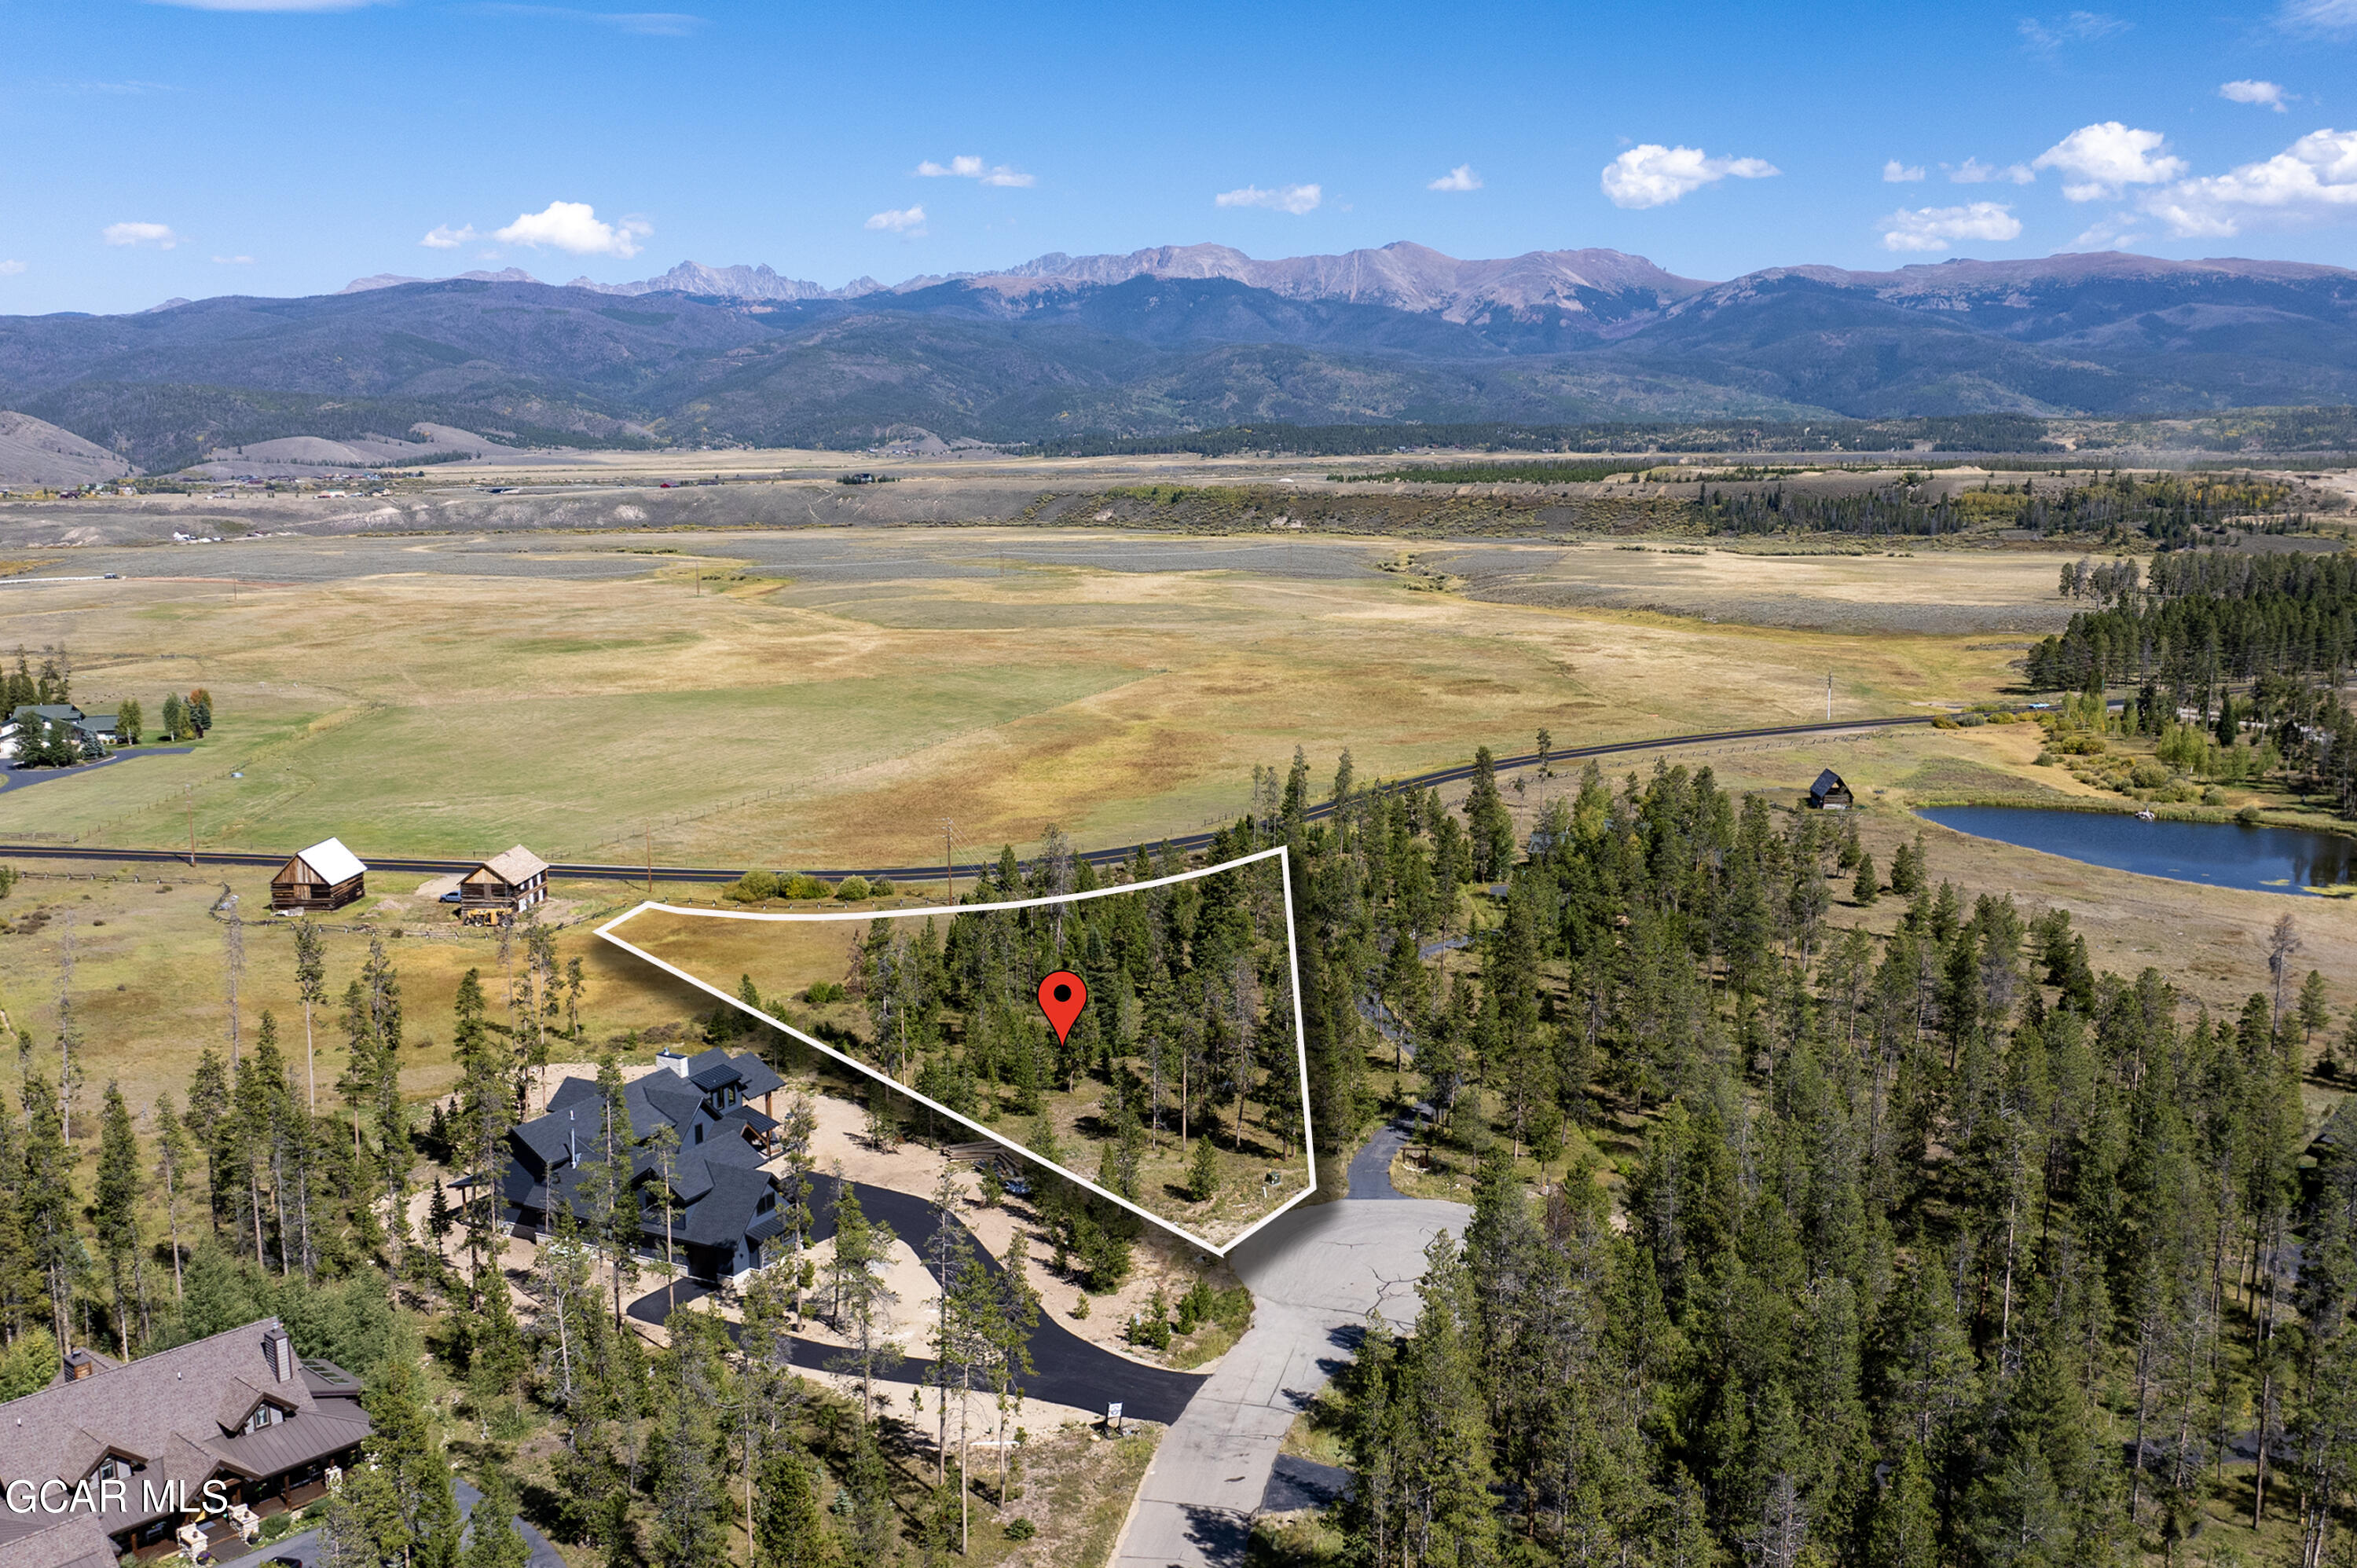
[1915,805,2357,896]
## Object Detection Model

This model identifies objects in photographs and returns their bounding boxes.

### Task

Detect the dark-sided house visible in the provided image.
[457,844,550,925]
[502,1047,794,1285]
[1806,769,1854,811]
[269,837,366,911]
[0,1320,369,1568]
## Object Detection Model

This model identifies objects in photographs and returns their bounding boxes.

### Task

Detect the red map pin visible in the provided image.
[1037,970,1088,1044]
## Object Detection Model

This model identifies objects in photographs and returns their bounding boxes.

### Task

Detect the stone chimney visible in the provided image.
[63,1348,100,1382]
[262,1324,295,1383]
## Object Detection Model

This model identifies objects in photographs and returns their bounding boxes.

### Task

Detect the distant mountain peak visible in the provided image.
[341,267,543,295]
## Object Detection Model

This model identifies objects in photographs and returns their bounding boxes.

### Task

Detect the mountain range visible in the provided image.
[5,242,2355,471]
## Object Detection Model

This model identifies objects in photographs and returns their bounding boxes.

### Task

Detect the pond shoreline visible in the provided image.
[1915,802,2357,897]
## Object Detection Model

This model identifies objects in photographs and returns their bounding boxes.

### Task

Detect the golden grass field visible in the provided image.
[0,529,2062,868]
[1,525,2349,1166]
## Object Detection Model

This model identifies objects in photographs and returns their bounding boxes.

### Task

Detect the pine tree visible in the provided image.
[753,1441,828,1568]
[152,1093,191,1302]
[1186,1133,1219,1203]
[1852,850,1880,906]
[329,1361,460,1568]
[92,1081,147,1355]
[459,1467,531,1568]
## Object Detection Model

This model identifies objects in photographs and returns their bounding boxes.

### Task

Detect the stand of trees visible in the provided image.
[1274,752,2356,1567]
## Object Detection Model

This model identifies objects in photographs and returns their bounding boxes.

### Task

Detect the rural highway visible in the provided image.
[0,714,1928,882]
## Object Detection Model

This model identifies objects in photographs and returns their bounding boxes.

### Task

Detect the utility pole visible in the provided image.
[185,786,196,867]
[942,819,955,903]
[1827,672,1834,722]
[645,826,654,899]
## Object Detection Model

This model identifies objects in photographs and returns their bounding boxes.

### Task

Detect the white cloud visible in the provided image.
[2033,122,2187,200]
[2143,127,2357,236]
[103,222,180,249]
[1883,160,1926,182]
[2220,79,2289,111]
[1879,201,2025,251]
[211,254,255,265]
[1215,183,1323,214]
[1599,144,1780,209]
[1428,163,1484,192]
[2019,10,2131,49]
[2279,0,2357,31]
[914,155,1035,188]
[1949,156,2036,184]
[0,261,24,276]
[421,224,477,250]
[2065,213,2145,250]
[865,204,927,234]
[493,201,651,258]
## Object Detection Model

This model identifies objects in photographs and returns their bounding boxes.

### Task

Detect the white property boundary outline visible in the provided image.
[594,844,1318,1257]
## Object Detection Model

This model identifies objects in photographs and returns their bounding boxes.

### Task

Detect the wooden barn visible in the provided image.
[270,837,367,911]
[458,844,550,924]
[1806,768,1854,811]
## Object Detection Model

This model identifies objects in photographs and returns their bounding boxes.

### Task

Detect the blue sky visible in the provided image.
[5,0,2357,313]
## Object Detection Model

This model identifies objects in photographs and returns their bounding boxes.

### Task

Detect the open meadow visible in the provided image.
[0,526,2065,870]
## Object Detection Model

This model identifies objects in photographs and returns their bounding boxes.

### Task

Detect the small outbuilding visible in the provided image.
[458,844,550,924]
[1805,769,1854,811]
[271,837,367,910]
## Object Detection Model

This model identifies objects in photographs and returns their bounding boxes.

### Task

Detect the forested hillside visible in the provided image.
[1261,746,2352,1568]
[3,735,2351,1566]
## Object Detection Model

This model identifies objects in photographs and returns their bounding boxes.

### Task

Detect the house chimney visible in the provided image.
[263,1325,295,1383]
[64,1348,97,1382]
[656,1050,689,1078]
[568,1108,577,1166]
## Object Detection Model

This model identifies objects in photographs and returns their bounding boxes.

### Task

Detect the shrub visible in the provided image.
[2201,786,2224,805]
[1004,1519,1036,1541]
[870,876,895,896]
[802,980,847,1005]
[2032,751,2055,766]
[834,875,871,901]
[779,874,831,900]
[2130,760,2172,790]
[723,870,779,903]
[2237,805,2264,826]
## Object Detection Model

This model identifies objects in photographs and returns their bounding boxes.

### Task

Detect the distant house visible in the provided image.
[270,837,367,911]
[1806,769,1854,811]
[0,1318,369,1567]
[457,843,550,925]
[2,703,119,760]
[502,1046,791,1284]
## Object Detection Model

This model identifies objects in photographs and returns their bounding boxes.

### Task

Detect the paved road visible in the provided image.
[1110,1138,1469,1568]
[1346,1118,1417,1201]
[0,714,1927,881]
[625,1173,1206,1425]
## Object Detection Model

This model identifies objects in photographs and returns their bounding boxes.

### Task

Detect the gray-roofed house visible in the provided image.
[2,704,117,762]
[457,844,550,925]
[0,1319,369,1567]
[1806,769,1853,811]
[501,1047,794,1285]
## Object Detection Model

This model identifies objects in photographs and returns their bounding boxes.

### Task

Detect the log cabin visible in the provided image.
[268,837,366,911]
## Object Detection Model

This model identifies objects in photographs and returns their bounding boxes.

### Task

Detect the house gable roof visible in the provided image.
[1810,769,1848,797]
[286,837,366,884]
[468,844,549,885]
[0,1318,370,1556]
